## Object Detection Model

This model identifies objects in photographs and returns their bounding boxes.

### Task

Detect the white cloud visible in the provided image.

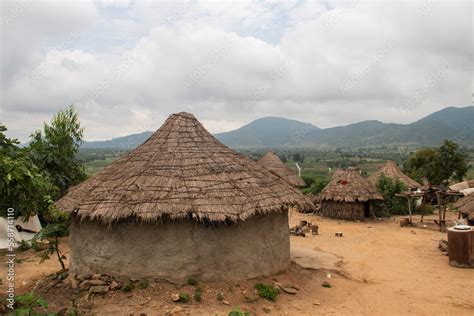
[0,0,471,142]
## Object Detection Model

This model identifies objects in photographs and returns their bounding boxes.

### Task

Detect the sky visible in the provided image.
[1,0,472,142]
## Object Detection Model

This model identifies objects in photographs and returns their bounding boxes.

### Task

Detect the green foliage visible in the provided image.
[303,176,330,195]
[0,125,56,219]
[28,105,86,198]
[14,292,48,315]
[178,293,190,303]
[121,283,134,292]
[375,175,408,216]
[404,140,469,185]
[186,277,198,286]
[255,283,280,302]
[17,240,31,252]
[228,309,250,316]
[138,279,149,289]
[193,287,202,302]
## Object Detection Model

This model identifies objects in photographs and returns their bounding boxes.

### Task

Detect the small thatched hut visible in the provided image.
[368,160,421,190]
[57,112,311,282]
[454,194,474,225]
[318,168,383,221]
[258,151,306,187]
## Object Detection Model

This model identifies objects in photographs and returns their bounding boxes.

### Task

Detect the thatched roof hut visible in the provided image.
[57,112,311,282]
[258,151,306,187]
[454,194,474,221]
[368,160,421,189]
[318,168,383,221]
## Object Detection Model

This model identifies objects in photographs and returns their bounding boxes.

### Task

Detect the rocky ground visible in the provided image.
[1,211,473,315]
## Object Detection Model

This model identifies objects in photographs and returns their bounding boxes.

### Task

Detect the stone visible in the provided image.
[69,276,78,289]
[313,301,321,306]
[171,294,180,302]
[110,281,121,290]
[92,274,102,280]
[79,280,90,289]
[167,306,183,316]
[88,279,107,286]
[263,307,272,313]
[222,300,230,305]
[89,286,109,294]
[273,282,284,290]
[282,287,298,295]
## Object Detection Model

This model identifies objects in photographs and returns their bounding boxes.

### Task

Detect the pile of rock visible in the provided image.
[72,273,122,294]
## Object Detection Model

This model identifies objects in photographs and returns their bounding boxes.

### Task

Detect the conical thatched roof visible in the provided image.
[318,168,383,202]
[258,151,306,187]
[56,112,312,223]
[454,194,474,216]
[368,161,421,189]
[330,168,344,180]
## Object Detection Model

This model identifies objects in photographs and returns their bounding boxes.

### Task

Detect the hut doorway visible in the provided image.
[363,202,371,218]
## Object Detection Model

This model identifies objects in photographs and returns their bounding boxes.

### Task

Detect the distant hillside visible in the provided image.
[82,131,153,149]
[215,117,320,148]
[81,106,474,150]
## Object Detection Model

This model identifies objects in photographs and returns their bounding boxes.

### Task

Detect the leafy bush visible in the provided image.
[121,283,134,292]
[178,293,190,303]
[255,283,280,302]
[17,240,31,252]
[15,292,48,315]
[193,287,202,302]
[303,176,330,195]
[138,279,149,289]
[376,175,408,216]
[186,278,198,286]
[229,309,250,316]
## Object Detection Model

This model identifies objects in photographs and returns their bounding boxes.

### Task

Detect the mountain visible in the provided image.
[215,117,320,148]
[82,131,153,150]
[81,106,474,150]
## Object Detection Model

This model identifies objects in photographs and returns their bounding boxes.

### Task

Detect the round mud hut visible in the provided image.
[56,112,311,282]
[368,160,421,190]
[318,168,383,221]
[258,151,306,187]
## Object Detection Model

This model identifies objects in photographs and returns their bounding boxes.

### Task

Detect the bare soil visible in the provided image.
[1,211,473,315]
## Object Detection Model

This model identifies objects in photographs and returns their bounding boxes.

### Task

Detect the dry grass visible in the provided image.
[258,151,306,187]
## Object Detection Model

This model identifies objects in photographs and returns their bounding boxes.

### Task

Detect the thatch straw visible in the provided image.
[454,194,474,217]
[56,112,313,224]
[318,168,383,203]
[258,151,306,187]
[368,160,421,189]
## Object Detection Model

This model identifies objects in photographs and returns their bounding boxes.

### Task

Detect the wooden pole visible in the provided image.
[407,196,413,224]
[436,192,443,232]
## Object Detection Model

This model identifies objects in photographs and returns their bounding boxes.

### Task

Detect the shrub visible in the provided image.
[178,293,190,303]
[17,240,31,252]
[255,283,280,302]
[375,174,408,216]
[138,279,149,289]
[15,292,48,315]
[121,283,134,292]
[193,287,202,302]
[186,278,198,286]
[229,309,250,316]
[303,176,330,195]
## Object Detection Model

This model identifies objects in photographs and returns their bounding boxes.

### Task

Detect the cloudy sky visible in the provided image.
[1,0,472,142]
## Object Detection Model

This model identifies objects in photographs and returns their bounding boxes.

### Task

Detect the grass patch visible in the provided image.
[193,287,202,302]
[255,283,280,302]
[178,293,190,303]
[138,279,149,289]
[120,283,134,292]
[186,277,199,286]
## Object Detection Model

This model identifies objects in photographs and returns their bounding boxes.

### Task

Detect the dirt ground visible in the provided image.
[1,211,473,315]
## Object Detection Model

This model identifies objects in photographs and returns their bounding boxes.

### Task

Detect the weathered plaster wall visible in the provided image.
[69,211,290,282]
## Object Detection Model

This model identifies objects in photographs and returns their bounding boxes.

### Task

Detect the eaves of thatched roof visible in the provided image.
[368,160,421,189]
[454,194,474,216]
[56,112,313,223]
[318,168,383,203]
[258,151,306,187]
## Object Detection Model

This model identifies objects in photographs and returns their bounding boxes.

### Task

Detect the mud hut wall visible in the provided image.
[321,200,366,221]
[69,211,290,282]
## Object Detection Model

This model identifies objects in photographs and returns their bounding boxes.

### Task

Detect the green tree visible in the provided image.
[0,125,56,218]
[404,140,469,185]
[29,105,86,198]
[303,176,330,195]
[376,174,408,216]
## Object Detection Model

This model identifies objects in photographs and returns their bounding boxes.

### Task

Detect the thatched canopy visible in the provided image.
[57,112,312,223]
[454,194,474,217]
[319,168,383,203]
[330,168,344,180]
[368,160,421,189]
[258,151,306,187]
